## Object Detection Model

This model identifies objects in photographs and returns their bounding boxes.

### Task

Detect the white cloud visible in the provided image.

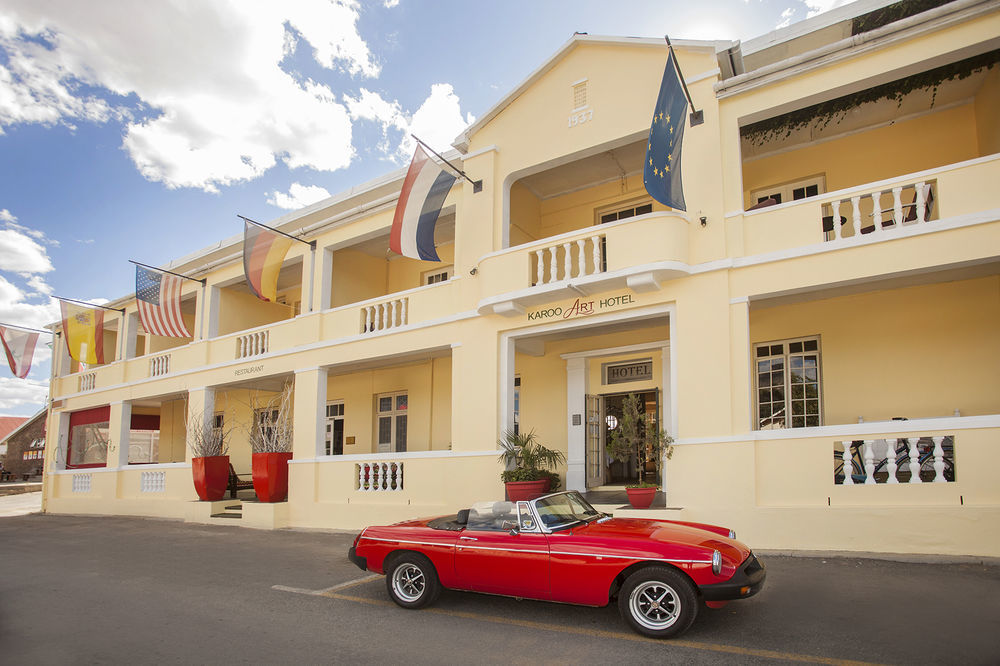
[384,0,400,8]
[0,228,53,273]
[802,0,852,18]
[0,376,48,415]
[0,1,377,192]
[267,182,332,210]
[776,8,796,29]
[405,83,475,156]
[348,84,474,161]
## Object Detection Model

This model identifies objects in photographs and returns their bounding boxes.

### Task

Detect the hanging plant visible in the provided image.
[741,49,1000,146]
[852,0,953,36]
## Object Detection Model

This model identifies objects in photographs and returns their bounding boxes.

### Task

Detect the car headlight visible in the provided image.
[728,529,736,540]
[712,549,722,575]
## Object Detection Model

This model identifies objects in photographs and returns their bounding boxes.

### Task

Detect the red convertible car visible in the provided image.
[348,491,764,638]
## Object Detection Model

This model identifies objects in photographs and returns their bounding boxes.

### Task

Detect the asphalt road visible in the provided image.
[1,512,998,665]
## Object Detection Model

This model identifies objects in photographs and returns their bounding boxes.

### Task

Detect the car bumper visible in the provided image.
[700,552,766,601]
[348,546,367,572]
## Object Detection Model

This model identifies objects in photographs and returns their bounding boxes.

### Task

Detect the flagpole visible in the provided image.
[410,135,483,193]
[0,322,52,335]
[55,296,126,314]
[664,36,704,126]
[129,260,207,285]
[238,215,317,248]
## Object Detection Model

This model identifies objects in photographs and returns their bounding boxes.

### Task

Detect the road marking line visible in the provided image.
[272,574,381,596]
[311,587,880,666]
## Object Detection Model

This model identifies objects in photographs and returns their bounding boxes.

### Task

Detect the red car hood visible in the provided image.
[564,517,750,564]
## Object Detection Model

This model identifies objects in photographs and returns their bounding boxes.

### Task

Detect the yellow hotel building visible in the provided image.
[42,0,1000,556]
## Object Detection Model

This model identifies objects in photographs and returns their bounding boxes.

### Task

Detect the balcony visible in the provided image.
[740,154,1000,257]
[478,211,690,316]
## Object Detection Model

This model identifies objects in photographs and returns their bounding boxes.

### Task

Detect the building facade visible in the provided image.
[42,0,1000,555]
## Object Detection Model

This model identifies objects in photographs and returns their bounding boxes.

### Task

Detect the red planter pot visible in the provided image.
[252,452,293,503]
[626,487,658,509]
[192,455,230,501]
[505,479,548,502]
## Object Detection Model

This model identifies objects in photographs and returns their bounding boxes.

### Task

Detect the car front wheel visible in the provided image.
[618,566,698,638]
[385,553,441,609]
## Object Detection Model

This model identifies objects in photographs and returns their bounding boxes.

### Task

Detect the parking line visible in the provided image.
[272,574,381,596]
[277,579,879,666]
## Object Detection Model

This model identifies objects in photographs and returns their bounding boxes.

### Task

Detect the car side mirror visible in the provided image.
[508,527,519,536]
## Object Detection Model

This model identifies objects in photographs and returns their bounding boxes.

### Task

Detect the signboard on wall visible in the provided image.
[604,359,653,385]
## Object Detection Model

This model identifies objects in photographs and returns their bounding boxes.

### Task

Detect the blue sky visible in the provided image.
[0,0,848,415]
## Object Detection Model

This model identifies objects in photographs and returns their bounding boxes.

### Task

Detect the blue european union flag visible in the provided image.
[643,51,688,211]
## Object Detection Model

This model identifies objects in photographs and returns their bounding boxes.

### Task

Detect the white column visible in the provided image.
[108,400,133,468]
[305,244,317,313]
[54,410,72,470]
[124,312,139,360]
[293,367,328,458]
[186,387,216,463]
[565,357,587,492]
[318,247,333,312]
[206,286,221,339]
[498,336,516,435]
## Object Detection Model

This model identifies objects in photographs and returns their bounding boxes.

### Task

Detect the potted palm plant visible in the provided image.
[606,393,673,509]
[249,383,294,503]
[188,410,230,501]
[498,429,565,501]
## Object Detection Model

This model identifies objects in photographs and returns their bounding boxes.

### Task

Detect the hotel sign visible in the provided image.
[526,293,635,322]
[605,359,653,385]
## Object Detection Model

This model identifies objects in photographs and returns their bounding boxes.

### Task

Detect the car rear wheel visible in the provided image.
[385,553,441,609]
[618,566,698,638]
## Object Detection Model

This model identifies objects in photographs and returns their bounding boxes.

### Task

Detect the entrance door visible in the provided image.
[585,394,606,488]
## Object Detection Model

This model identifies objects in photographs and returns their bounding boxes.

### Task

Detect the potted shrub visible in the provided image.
[249,384,294,503]
[498,429,565,501]
[605,393,674,509]
[188,410,230,502]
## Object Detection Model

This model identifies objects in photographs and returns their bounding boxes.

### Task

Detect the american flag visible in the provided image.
[136,266,192,338]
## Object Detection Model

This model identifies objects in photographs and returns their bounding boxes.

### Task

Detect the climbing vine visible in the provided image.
[852,0,954,36]
[741,49,1000,145]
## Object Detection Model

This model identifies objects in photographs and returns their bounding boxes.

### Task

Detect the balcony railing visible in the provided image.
[78,373,96,392]
[532,234,604,286]
[835,435,954,485]
[356,461,403,491]
[360,298,408,334]
[236,330,269,359]
[149,354,170,377]
[822,180,935,242]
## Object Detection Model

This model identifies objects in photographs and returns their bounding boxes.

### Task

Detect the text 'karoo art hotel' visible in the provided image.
[13,0,1000,556]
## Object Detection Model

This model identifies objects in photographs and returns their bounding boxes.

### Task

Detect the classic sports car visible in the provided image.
[348,491,764,638]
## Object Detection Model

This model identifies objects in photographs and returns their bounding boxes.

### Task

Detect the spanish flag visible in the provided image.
[60,301,105,365]
[243,220,293,302]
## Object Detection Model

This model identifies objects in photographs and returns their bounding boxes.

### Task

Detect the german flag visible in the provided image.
[243,220,294,302]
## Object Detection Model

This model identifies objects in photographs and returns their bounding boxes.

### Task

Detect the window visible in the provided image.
[325,401,345,455]
[212,413,225,449]
[598,201,653,224]
[750,176,825,208]
[754,337,822,430]
[513,376,521,435]
[572,80,588,110]
[69,422,109,467]
[127,430,160,464]
[422,266,452,285]
[376,392,407,453]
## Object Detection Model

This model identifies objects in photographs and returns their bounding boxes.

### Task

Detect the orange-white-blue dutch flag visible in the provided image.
[0,325,38,378]
[390,145,456,262]
[243,220,294,302]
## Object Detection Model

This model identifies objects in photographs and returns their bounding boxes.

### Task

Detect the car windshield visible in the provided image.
[534,492,602,531]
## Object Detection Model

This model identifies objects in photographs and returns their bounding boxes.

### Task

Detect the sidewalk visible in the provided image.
[0,490,42,517]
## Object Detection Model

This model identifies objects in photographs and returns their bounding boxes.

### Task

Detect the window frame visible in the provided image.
[595,198,655,226]
[375,391,408,453]
[753,336,824,430]
[749,175,826,208]
[324,400,345,456]
[421,266,453,286]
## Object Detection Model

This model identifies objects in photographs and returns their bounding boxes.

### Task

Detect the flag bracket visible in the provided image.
[665,37,704,127]
[56,297,125,314]
[238,215,315,247]
[689,109,704,126]
[411,135,482,194]
[129,260,207,285]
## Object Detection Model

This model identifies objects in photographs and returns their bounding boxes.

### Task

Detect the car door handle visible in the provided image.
[459,536,478,541]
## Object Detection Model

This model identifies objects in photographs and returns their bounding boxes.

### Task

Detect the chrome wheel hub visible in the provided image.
[629,581,680,630]
[391,563,425,602]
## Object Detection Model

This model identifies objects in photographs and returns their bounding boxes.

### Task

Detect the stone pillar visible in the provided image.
[293,367,328,459]
[317,246,333,312]
[124,312,140,360]
[729,298,752,433]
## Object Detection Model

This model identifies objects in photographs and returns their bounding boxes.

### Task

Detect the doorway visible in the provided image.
[598,389,660,486]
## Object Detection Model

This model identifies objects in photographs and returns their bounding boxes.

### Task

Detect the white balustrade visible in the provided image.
[823,181,934,242]
[140,471,166,493]
[532,235,605,286]
[356,461,404,492]
[71,473,92,493]
[149,355,170,377]
[78,373,96,392]
[236,330,269,359]
[360,298,408,334]
[836,435,954,485]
